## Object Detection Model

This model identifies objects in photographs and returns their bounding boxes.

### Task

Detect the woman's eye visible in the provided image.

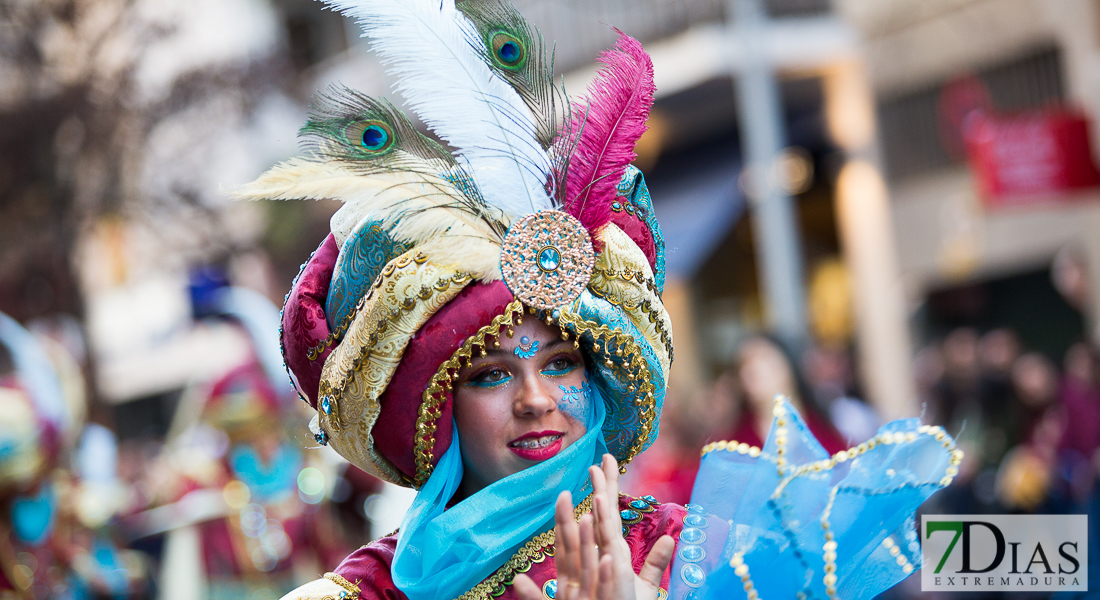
[544,357,577,374]
[468,367,511,387]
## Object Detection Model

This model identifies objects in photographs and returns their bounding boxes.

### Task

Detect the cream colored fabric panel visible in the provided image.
[319,249,468,485]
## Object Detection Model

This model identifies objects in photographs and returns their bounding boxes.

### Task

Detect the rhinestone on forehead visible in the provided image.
[500,210,595,310]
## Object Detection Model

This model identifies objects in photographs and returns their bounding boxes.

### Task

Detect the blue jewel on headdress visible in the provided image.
[629,499,649,510]
[537,246,561,272]
[321,396,333,415]
[642,495,659,505]
[542,579,557,599]
[314,430,329,446]
[620,509,640,521]
[514,336,538,359]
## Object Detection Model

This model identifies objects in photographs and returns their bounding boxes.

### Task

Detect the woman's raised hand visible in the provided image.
[514,455,675,600]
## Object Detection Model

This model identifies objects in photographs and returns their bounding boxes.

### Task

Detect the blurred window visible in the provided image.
[878,46,1065,181]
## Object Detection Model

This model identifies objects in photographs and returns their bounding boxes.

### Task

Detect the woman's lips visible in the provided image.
[509,431,563,461]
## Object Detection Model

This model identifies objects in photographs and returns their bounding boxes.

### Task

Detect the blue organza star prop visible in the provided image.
[670,397,960,600]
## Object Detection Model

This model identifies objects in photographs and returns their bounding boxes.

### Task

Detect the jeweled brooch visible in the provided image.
[500,210,594,310]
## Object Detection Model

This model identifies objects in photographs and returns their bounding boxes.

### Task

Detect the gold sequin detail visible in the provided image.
[324,572,361,597]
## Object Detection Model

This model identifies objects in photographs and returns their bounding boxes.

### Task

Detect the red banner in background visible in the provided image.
[939,77,1100,207]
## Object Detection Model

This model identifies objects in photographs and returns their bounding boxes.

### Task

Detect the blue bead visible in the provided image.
[520,336,530,345]
[620,509,639,521]
[684,514,708,528]
[679,527,706,544]
[678,545,705,563]
[542,579,557,599]
[681,563,706,587]
[537,247,561,271]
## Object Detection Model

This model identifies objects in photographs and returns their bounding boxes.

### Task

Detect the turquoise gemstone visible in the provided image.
[642,495,658,505]
[681,563,706,587]
[679,527,706,544]
[542,579,557,599]
[684,514,708,528]
[620,509,639,521]
[629,499,648,510]
[321,397,332,415]
[685,503,704,514]
[537,247,561,271]
[678,545,706,563]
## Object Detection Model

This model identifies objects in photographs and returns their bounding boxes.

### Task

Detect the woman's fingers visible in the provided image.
[602,454,621,501]
[578,514,599,598]
[637,535,676,589]
[555,491,580,594]
[513,574,543,600]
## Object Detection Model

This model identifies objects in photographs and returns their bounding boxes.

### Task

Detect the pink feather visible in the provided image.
[564,30,655,234]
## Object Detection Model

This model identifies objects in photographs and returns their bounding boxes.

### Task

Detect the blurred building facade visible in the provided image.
[837,0,1100,358]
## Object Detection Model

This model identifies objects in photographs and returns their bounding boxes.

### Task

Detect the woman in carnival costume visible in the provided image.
[234,1,964,598]
[0,312,82,599]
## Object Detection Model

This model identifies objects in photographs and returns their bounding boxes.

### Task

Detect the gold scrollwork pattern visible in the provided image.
[307,252,431,361]
[587,225,673,376]
[415,300,526,487]
[319,248,471,485]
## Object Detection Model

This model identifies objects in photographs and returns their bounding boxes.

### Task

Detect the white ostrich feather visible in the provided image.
[327,0,554,218]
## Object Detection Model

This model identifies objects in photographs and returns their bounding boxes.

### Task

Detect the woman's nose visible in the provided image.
[514,376,556,417]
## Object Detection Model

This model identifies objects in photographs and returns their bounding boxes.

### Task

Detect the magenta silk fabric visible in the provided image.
[333,495,685,600]
[281,234,339,408]
[374,281,514,481]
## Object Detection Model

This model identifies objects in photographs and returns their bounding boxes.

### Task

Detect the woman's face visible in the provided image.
[452,316,589,497]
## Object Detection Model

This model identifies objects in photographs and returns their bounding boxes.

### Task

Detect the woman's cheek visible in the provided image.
[557,380,593,424]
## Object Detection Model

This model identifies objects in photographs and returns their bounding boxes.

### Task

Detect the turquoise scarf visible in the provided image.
[391,383,608,600]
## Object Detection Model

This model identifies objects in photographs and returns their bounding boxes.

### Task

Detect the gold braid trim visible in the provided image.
[555,311,658,470]
[307,252,430,361]
[455,494,595,600]
[587,275,673,365]
[323,572,362,597]
[413,300,525,487]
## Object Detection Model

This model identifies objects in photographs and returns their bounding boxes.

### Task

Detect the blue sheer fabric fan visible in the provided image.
[670,398,961,600]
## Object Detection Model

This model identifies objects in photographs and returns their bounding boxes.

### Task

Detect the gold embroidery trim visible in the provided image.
[586,275,673,364]
[555,310,658,470]
[455,495,602,600]
[307,251,431,361]
[414,300,525,487]
[319,267,473,428]
[324,572,361,597]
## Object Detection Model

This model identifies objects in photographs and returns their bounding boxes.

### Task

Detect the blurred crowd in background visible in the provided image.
[5,0,1100,597]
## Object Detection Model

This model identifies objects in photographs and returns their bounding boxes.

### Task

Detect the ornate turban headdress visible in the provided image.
[234,0,671,489]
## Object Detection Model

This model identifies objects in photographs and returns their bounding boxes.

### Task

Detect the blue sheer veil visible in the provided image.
[391,378,610,600]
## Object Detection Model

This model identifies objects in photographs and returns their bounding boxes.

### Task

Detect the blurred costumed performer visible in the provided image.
[233,1,964,598]
[0,312,81,599]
